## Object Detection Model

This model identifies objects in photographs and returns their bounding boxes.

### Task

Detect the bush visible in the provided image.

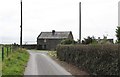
[60,39,76,45]
[57,44,119,75]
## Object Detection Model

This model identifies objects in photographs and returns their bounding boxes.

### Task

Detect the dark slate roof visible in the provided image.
[37,31,72,39]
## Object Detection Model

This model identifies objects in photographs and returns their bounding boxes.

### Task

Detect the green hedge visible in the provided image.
[57,44,119,75]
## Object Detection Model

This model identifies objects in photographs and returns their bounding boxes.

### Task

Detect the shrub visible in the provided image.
[60,39,76,45]
[57,44,119,75]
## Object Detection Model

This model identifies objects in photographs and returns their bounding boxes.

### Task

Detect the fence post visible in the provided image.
[2,47,4,61]
[7,47,8,57]
[10,45,12,53]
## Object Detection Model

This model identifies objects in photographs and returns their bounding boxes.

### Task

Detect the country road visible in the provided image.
[24,50,72,75]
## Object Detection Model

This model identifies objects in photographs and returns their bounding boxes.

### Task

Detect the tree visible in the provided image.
[116,26,120,43]
[82,36,97,44]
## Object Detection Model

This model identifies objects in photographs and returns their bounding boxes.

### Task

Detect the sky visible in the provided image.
[0,0,119,44]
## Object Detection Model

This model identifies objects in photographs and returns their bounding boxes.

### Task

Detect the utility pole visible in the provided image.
[118,1,120,27]
[79,2,81,43]
[20,0,22,47]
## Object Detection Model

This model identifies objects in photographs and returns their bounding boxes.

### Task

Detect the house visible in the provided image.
[37,30,74,50]
[97,37,114,44]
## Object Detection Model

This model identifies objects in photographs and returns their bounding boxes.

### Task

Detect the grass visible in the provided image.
[2,48,29,75]
[47,51,57,58]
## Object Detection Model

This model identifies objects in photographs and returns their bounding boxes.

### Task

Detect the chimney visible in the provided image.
[98,37,100,41]
[52,30,55,35]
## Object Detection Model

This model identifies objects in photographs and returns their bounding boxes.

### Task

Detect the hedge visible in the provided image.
[57,44,119,75]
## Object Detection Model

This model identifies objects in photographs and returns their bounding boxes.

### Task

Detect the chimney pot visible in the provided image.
[52,30,55,35]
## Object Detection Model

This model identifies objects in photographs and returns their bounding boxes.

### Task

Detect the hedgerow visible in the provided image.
[57,44,119,75]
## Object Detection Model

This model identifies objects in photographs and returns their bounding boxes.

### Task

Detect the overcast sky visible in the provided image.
[0,0,119,44]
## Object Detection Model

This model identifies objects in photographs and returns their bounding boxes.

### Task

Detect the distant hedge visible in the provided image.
[57,44,119,75]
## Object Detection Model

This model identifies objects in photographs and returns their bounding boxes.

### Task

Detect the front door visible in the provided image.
[43,44,46,50]
[44,45,46,49]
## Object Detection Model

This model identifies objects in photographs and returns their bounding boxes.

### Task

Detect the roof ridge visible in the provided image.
[38,31,72,39]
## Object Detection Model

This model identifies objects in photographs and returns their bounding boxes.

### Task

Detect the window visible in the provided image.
[44,39,46,43]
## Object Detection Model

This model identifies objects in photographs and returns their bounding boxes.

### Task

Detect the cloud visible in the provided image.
[0,0,119,44]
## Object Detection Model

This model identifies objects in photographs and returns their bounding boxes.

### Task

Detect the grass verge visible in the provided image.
[2,48,29,75]
[47,51,57,58]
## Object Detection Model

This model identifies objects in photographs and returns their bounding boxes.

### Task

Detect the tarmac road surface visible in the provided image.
[24,50,72,76]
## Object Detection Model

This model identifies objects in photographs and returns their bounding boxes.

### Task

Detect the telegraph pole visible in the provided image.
[118,2,120,43]
[79,2,81,43]
[20,0,22,47]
